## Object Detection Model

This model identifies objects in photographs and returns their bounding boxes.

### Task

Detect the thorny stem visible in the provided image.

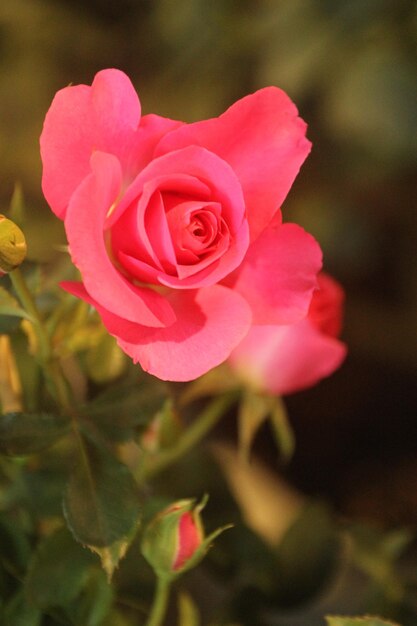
[138,392,238,482]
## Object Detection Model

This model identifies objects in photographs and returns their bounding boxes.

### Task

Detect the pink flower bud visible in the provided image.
[141,497,228,581]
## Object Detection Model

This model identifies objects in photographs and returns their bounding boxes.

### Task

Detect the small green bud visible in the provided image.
[141,496,230,581]
[0,215,27,274]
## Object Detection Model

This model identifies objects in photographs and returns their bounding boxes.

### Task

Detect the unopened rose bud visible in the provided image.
[0,215,27,275]
[141,496,229,581]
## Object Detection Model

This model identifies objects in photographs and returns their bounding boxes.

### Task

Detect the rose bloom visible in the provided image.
[229,273,347,395]
[40,69,322,381]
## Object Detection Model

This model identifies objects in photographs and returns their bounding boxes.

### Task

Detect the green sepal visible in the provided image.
[268,395,295,463]
[0,412,70,456]
[238,390,270,463]
[237,391,294,463]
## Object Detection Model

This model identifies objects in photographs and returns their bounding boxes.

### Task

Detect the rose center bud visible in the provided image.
[166,200,224,265]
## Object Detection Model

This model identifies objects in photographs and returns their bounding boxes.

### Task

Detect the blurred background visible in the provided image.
[0,0,416,534]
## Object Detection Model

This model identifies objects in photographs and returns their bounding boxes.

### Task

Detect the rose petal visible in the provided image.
[155,87,311,240]
[144,190,177,273]
[225,222,322,325]
[40,69,141,218]
[229,321,347,395]
[173,512,201,571]
[158,219,248,289]
[308,272,345,337]
[65,151,175,328]
[110,146,249,288]
[62,282,252,382]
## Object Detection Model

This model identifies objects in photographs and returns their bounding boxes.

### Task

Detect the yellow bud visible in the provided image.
[0,215,27,274]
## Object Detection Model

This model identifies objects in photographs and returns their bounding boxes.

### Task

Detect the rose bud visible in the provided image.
[0,215,27,275]
[141,497,229,581]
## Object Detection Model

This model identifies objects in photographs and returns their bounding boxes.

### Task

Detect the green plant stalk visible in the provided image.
[10,269,101,516]
[9,267,72,412]
[145,576,170,626]
[138,392,238,481]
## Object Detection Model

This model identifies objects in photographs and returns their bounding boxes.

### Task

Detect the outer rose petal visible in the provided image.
[61,282,252,382]
[65,151,175,328]
[229,321,347,395]
[155,87,311,240]
[40,69,183,219]
[308,273,345,337]
[225,222,322,325]
[41,69,141,218]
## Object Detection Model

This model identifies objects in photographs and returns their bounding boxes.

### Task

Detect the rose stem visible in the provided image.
[138,392,238,482]
[145,576,170,626]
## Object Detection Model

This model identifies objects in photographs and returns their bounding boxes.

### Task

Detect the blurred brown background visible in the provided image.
[1,0,416,526]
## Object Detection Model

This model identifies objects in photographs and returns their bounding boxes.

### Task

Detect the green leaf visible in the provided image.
[0,285,32,334]
[0,513,31,574]
[63,437,140,571]
[25,527,95,609]
[0,412,70,456]
[274,502,339,606]
[85,332,127,384]
[268,396,295,463]
[347,525,412,602]
[180,364,239,405]
[325,617,401,626]
[0,285,30,319]
[237,391,270,462]
[67,569,113,626]
[101,609,133,626]
[0,314,21,335]
[92,523,138,582]
[178,591,201,626]
[20,463,68,519]
[8,183,26,227]
[3,589,42,626]
[82,377,169,443]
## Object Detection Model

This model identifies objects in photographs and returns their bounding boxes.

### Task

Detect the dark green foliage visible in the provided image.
[0,412,69,456]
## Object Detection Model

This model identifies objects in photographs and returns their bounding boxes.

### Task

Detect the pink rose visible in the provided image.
[229,273,347,394]
[40,69,322,381]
